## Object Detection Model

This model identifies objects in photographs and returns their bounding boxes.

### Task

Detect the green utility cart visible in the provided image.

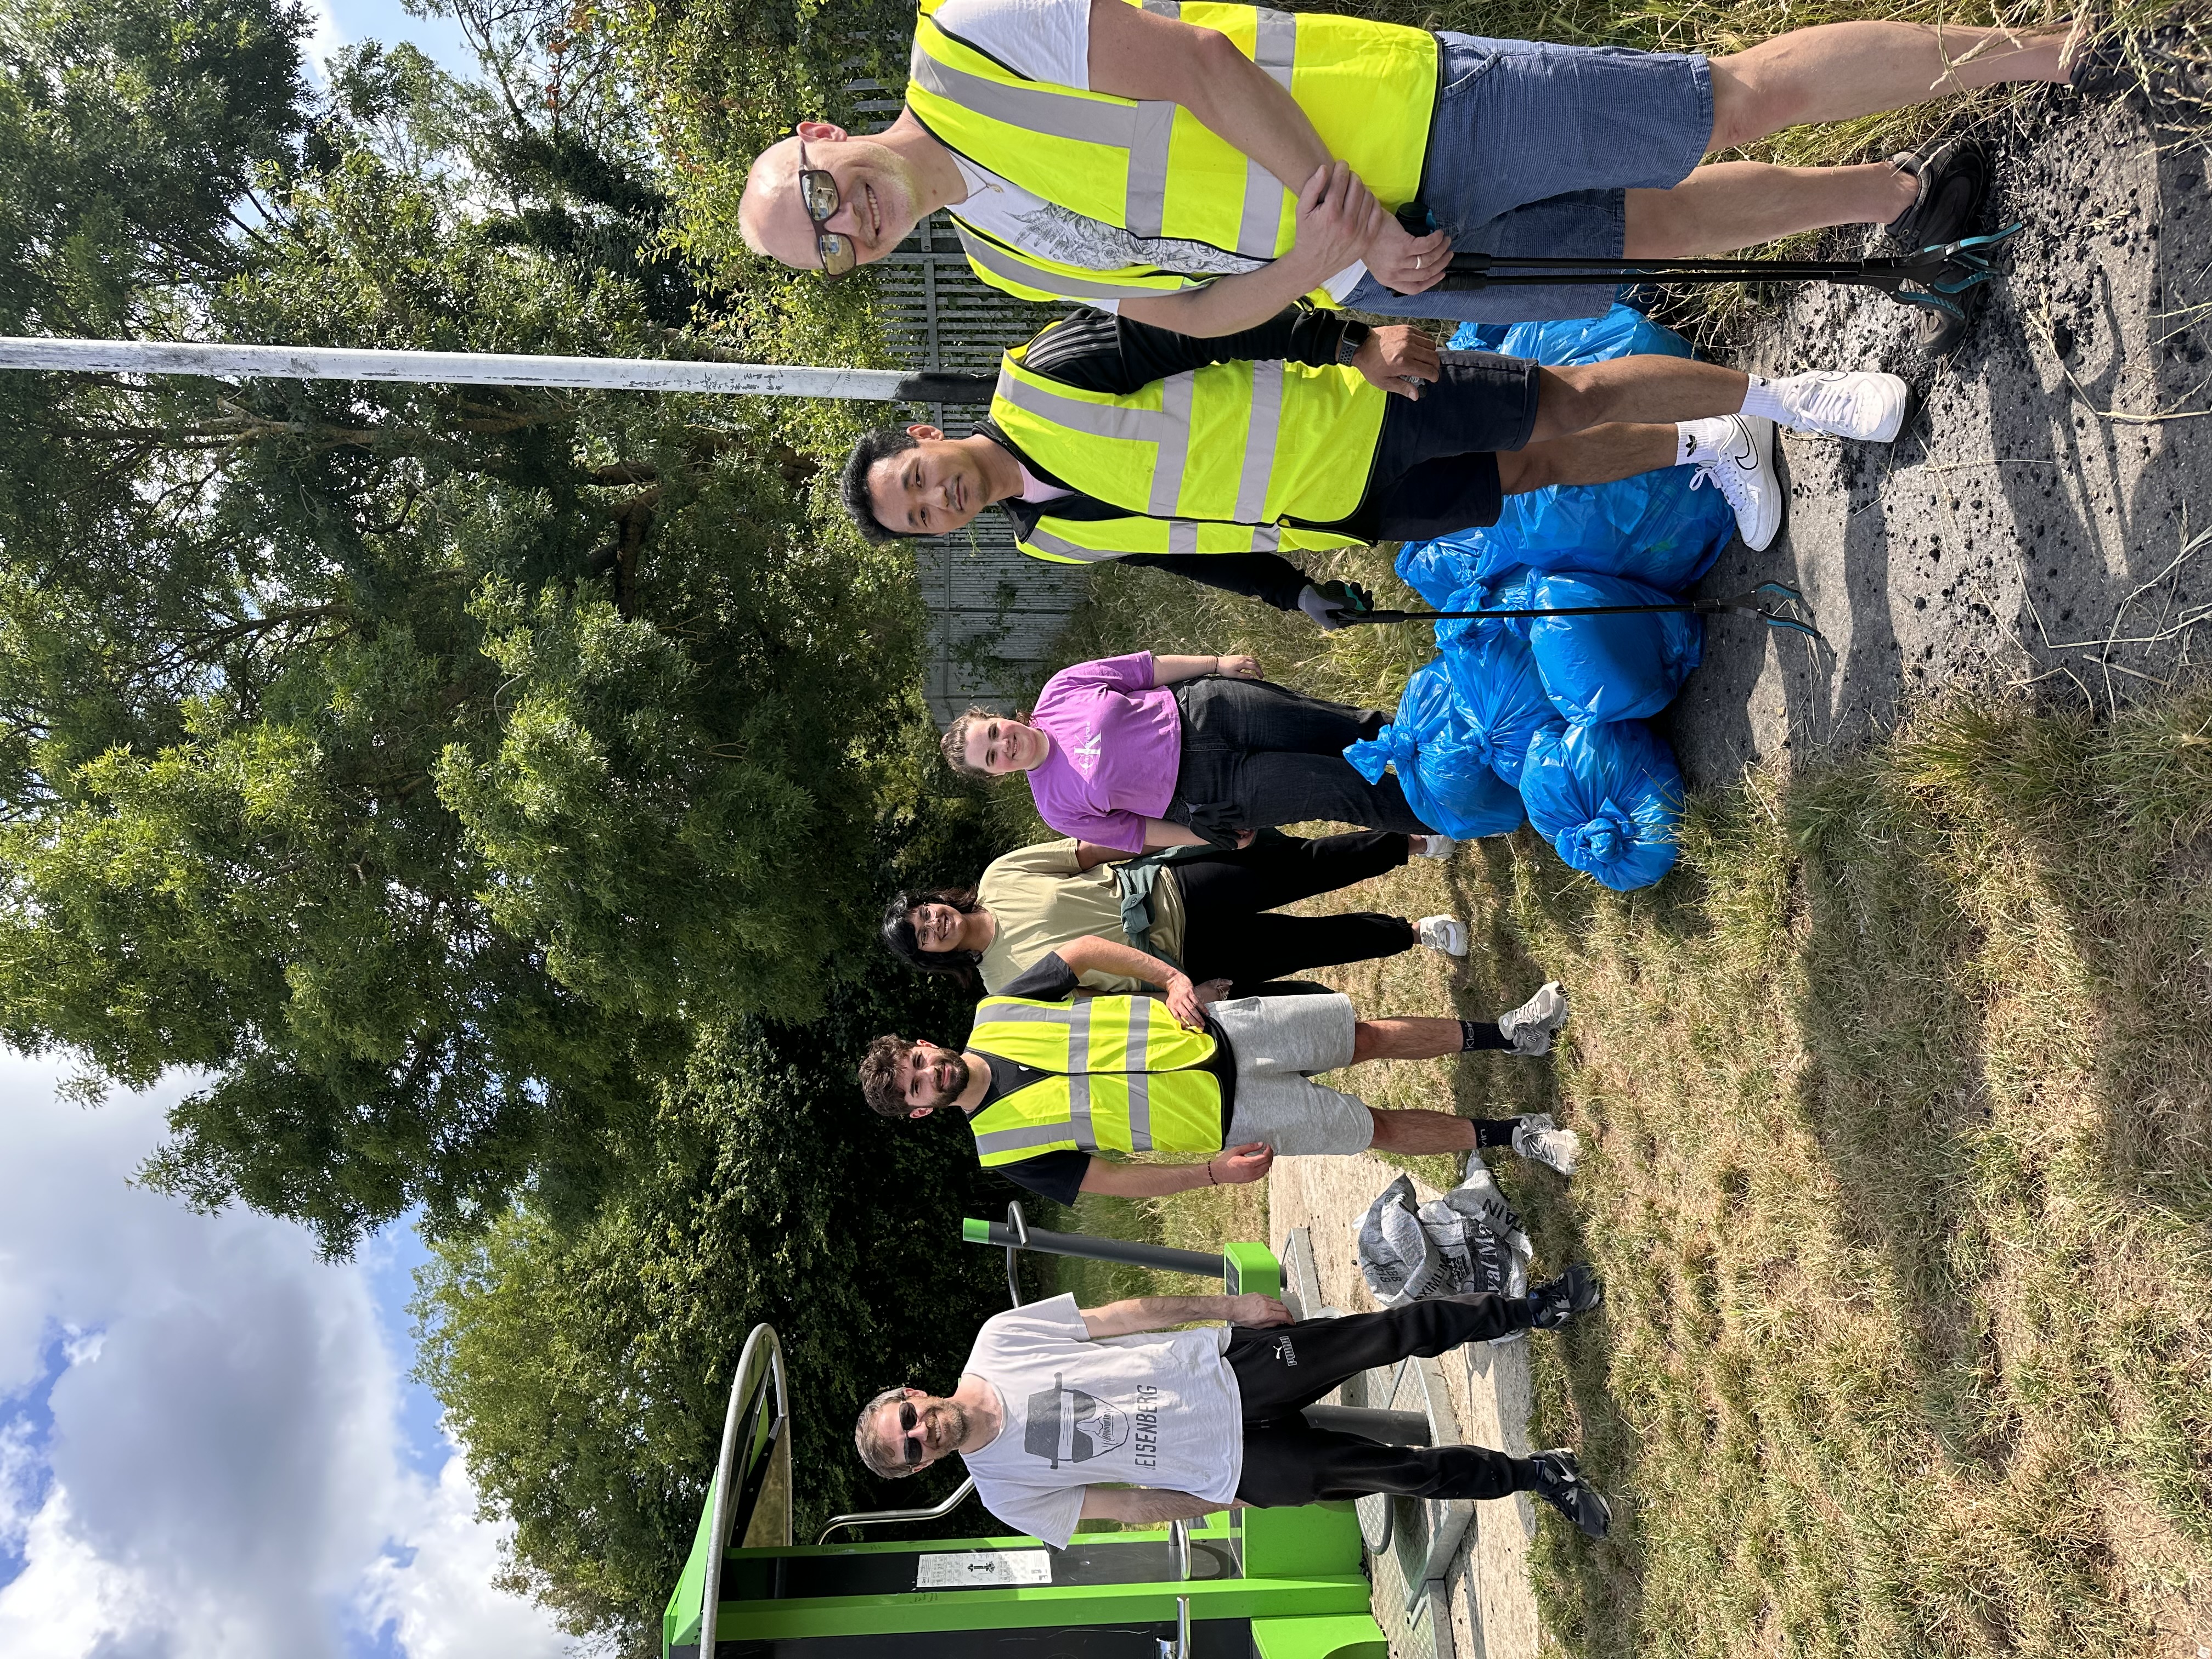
[662,1217,1391,1659]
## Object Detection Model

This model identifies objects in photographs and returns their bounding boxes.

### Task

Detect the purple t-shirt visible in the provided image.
[1025,652,1183,851]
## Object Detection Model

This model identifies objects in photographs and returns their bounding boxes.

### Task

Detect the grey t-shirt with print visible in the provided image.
[956,1293,1244,1547]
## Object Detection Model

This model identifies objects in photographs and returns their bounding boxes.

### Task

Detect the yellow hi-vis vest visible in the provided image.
[907,0,1440,306]
[966,994,1226,1165]
[992,325,1386,564]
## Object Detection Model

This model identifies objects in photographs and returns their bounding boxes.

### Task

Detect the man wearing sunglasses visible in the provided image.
[733,0,2157,356]
[853,1278,1612,1544]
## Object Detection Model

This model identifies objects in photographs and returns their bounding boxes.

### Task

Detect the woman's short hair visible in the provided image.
[854,1385,913,1479]
[841,428,920,544]
[882,888,985,984]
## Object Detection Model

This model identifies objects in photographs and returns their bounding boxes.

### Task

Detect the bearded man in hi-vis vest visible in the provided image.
[736,1,2168,358]
[857,945,1583,1206]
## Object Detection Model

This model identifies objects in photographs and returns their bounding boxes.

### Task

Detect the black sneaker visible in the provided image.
[2069,15,2210,111]
[1528,1448,1612,1538]
[1882,137,1991,359]
[1527,1264,1604,1330]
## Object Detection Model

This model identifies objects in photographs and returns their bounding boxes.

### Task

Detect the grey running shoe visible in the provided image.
[1528,1448,1613,1539]
[1527,1263,1605,1329]
[1497,981,1569,1057]
[1511,1112,1582,1177]
[2070,15,2209,110]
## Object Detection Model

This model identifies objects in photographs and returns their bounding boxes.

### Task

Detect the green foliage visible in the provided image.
[0,0,932,1254]
[412,972,1023,1657]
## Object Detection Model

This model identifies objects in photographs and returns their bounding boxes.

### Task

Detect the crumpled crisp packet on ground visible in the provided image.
[1356,1158,1534,1315]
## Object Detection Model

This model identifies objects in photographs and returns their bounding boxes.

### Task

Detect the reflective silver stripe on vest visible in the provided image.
[997,361,1180,447]
[1122,1012,1153,1149]
[954,222,1176,301]
[974,1119,1085,1157]
[1141,0,1181,14]
[1148,372,1197,517]
[912,43,1136,148]
[1125,100,1177,238]
[1236,10,1300,253]
[1064,997,1095,1143]
[1020,524,1125,563]
[1167,520,1198,556]
[1236,360,1286,521]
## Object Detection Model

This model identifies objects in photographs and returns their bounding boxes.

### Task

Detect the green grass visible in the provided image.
[1043,552,2212,1657]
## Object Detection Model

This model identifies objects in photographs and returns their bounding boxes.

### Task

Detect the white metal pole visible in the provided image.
[0,336,997,402]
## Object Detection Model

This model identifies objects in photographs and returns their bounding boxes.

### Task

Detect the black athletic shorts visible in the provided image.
[1359,350,1542,538]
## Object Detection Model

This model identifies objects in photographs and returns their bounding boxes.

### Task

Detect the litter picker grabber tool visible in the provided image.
[1333,581,1830,645]
[1396,222,2028,325]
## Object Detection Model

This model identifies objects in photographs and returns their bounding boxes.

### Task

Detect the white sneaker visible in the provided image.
[1767,370,1910,443]
[1410,833,1457,860]
[1417,915,1468,957]
[1511,1112,1582,1177]
[1688,414,1783,552]
[1497,981,1569,1057]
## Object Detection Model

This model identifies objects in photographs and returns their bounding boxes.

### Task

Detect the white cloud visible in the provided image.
[0,1054,574,1659]
[300,0,347,84]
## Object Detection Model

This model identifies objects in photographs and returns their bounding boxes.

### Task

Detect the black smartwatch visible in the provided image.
[1333,320,1373,366]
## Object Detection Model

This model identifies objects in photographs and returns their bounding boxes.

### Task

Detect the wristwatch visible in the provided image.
[1333,320,1373,366]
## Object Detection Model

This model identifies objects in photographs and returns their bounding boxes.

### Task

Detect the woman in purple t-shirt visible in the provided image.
[939,651,1429,854]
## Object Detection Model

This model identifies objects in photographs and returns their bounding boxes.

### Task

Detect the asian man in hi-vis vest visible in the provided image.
[839,301,1912,584]
[737,1,2190,357]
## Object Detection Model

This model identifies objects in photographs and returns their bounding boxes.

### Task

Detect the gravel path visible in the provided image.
[1269,1154,1544,1659]
[1662,92,2212,786]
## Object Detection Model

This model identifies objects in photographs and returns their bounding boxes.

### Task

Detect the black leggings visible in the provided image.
[1169,678,1429,843]
[1226,1297,1536,1508]
[1173,832,1416,995]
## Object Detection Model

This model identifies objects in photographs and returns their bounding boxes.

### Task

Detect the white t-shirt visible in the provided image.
[956,1293,1244,1547]
[928,0,1368,311]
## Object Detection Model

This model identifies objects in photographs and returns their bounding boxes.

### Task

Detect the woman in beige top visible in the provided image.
[879,830,1469,1002]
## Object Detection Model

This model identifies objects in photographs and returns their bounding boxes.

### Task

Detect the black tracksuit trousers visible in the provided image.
[1226,1295,1538,1508]
[1172,830,1417,996]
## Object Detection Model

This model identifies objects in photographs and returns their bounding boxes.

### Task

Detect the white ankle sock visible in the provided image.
[1737,376,1793,424]
[1675,416,1735,466]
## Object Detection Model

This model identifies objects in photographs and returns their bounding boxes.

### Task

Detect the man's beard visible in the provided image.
[931,1398,970,1452]
[933,1052,971,1105]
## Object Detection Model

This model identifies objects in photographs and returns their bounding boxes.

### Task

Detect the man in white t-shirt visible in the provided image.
[853,1277,1612,1547]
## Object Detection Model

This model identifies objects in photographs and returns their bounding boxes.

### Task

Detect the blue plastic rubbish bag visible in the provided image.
[1522,572,1703,726]
[1518,721,1685,891]
[1437,627,1563,786]
[1346,657,1526,838]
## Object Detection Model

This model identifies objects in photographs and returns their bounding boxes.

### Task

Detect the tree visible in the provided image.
[0,5,929,1253]
[413,971,1030,1657]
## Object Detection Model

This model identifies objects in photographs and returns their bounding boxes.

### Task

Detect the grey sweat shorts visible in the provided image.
[1214,992,1374,1156]
[1346,32,1715,324]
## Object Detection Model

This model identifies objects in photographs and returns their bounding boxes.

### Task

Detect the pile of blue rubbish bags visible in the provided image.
[1345,304,1736,892]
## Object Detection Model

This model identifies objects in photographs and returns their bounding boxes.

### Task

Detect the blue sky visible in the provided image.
[0,1054,577,1659]
[306,0,479,83]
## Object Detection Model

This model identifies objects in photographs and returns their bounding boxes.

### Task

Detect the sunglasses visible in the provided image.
[795,136,857,278]
[898,1392,926,1465]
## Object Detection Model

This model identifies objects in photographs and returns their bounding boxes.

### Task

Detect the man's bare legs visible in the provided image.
[1626,22,2073,257]
[1350,1018,1470,1063]
[1367,1106,1480,1154]
[1497,424,1677,496]
[1530,359,1752,439]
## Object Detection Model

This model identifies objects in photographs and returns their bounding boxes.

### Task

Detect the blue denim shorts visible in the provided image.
[1346,32,1714,324]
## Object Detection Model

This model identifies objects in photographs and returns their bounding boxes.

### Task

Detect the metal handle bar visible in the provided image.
[699,1326,787,1651]
[1338,583,1827,645]
[817,1476,979,1544]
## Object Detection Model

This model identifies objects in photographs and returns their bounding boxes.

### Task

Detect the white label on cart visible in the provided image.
[915,1550,1053,1588]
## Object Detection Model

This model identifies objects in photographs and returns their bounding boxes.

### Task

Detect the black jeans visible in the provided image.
[1172,832,1416,996]
[1227,1296,1535,1508]
[1169,678,1429,845]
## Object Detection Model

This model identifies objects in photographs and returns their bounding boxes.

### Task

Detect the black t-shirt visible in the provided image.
[969,953,1236,1206]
